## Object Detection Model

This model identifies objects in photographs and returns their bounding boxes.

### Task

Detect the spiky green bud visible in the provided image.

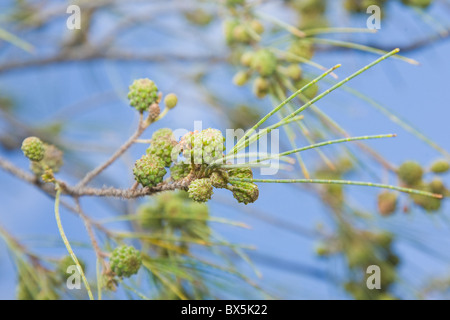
[181,129,225,165]
[228,167,253,179]
[170,162,191,181]
[210,170,229,188]
[127,78,159,112]
[133,154,167,187]
[110,245,142,278]
[21,137,45,162]
[146,128,177,167]
[232,181,259,204]
[188,178,213,202]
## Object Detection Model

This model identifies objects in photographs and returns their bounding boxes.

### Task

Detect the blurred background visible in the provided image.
[0,0,449,300]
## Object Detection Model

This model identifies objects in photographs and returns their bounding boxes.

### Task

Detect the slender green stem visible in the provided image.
[277,49,400,124]
[154,107,169,122]
[338,84,450,160]
[270,88,313,176]
[272,48,339,79]
[220,162,290,170]
[230,178,443,199]
[54,186,94,300]
[220,152,294,164]
[255,134,397,163]
[229,64,341,155]
[256,11,305,37]
[307,38,419,65]
[226,115,304,158]
[282,77,397,172]
[233,50,399,156]
[0,27,34,52]
[302,27,377,36]
[272,84,335,171]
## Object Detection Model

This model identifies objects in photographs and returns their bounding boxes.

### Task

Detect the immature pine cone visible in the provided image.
[210,170,229,188]
[21,137,45,162]
[232,182,259,205]
[148,103,160,121]
[110,245,142,278]
[133,154,167,187]
[181,129,225,165]
[127,78,159,112]
[188,178,214,202]
[228,167,253,179]
[170,162,191,181]
[146,128,177,167]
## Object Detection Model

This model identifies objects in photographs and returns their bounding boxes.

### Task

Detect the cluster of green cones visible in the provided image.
[133,128,259,204]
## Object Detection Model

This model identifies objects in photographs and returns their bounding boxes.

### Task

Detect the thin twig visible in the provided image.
[77,113,145,187]
[75,199,109,266]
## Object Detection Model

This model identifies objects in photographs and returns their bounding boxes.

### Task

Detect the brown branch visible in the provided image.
[0,154,194,201]
[75,199,109,266]
[0,49,223,74]
[61,175,194,199]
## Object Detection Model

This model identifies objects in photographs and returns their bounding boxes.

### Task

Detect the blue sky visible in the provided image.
[0,0,449,299]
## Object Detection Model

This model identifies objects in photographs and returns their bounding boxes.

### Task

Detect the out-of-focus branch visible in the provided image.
[0,49,224,74]
[0,224,47,269]
[0,154,195,200]
[317,30,450,54]
[0,156,125,236]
